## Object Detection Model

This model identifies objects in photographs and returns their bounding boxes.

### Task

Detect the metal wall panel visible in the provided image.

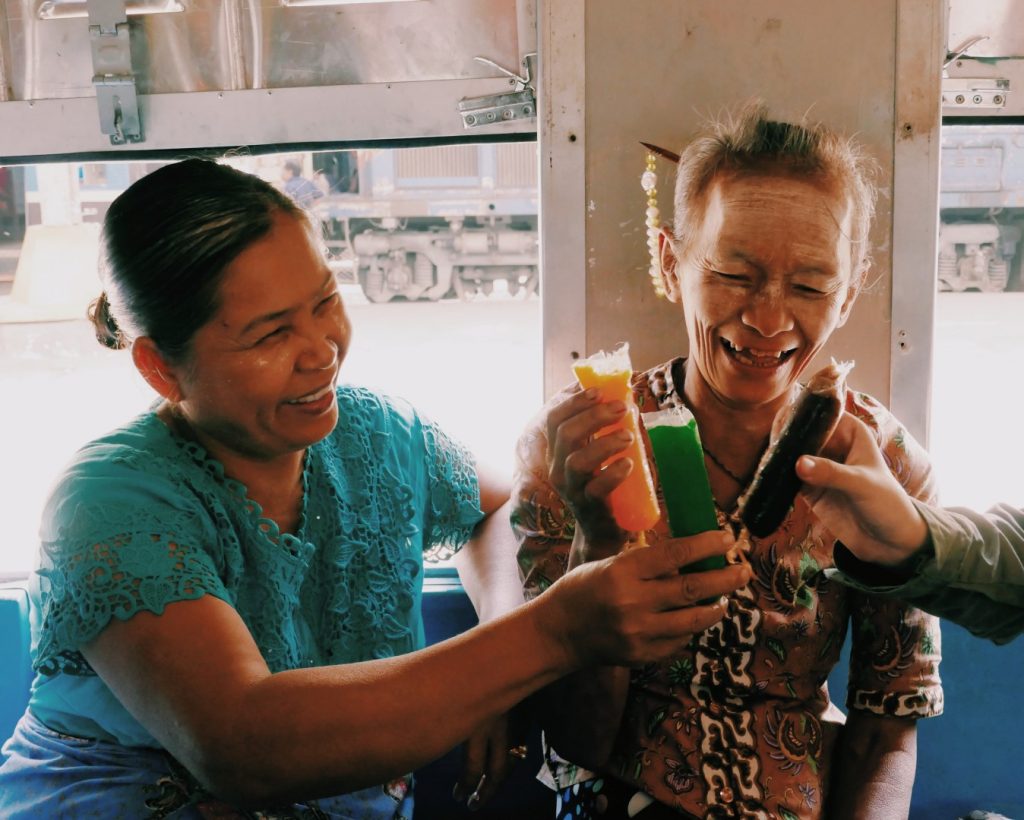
[0,0,537,153]
[2,0,523,99]
[948,0,1024,58]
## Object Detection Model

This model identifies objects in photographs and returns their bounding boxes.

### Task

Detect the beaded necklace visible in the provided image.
[702,444,755,489]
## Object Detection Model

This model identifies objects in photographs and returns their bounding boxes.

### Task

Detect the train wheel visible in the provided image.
[360,265,395,303]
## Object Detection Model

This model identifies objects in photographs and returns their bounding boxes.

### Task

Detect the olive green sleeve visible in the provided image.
[830,500,1024,645]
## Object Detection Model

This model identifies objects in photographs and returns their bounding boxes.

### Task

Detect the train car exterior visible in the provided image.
[315,143,538,302]
[15,143,539,304]
[939,124,1024,292]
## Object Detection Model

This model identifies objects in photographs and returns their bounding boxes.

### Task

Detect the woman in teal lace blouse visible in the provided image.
[0,160,749,819]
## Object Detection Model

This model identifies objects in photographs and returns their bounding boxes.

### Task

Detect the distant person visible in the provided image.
[314,150,360,195]
[0,159,747,818]
[281,159,324,208]
[797,412,1024,644]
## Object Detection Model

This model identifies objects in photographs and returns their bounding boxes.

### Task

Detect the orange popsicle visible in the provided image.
[572,344,661,534]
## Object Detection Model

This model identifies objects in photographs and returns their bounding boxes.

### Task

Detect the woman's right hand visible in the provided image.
[542,529,751,668]
[544,387,634,560]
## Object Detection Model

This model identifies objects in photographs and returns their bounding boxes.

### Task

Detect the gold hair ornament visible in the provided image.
[639,142,681,299]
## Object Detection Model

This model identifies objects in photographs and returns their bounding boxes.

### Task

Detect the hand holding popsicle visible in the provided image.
[738,360,854,538]
[544,387,632,558]
[545,345,660,559]
[570,345,661,534]
[796,412,930,566]
[547,529,752,666]
[643,406,727,582]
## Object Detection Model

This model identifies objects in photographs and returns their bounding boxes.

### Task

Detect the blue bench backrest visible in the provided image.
[0,583,33,745]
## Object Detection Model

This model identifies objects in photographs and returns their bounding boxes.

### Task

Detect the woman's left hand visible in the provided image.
[454,708,530,810]
[544,387,631,558]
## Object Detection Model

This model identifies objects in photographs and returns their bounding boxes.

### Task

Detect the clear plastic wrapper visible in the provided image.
[738,359,854,538]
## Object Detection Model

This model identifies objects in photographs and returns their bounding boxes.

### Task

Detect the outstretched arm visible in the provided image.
[798,413,1024,642]
[83,529,739,808]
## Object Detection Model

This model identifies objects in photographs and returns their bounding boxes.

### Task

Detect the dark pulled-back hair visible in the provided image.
[88,158,305,360]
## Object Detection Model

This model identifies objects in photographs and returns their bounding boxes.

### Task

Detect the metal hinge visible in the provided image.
[458,53,537,129]
[87,0,144,144]
[942,77,1010,111]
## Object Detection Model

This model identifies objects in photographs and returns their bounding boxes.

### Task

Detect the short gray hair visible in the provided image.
[672,102,878,283]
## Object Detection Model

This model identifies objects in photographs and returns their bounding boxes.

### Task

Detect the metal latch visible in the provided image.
[458,53,537,128]
[87,0,144,144]
[942,77,1010,111]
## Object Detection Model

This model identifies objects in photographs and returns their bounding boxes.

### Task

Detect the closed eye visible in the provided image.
[316,292,340,311]
[255,326,288,345]
[713,270,751,284]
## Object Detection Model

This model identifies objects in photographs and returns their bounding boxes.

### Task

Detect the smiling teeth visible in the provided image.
[289,385,333,404]
[724,339,792,364]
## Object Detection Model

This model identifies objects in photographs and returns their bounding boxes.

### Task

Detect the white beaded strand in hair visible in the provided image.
[641,152,665,297]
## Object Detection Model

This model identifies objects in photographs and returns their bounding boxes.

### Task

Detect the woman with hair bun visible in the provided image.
[0,159,748,818]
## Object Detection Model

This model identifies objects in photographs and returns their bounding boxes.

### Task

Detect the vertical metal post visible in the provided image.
[890,0,945,444]
[538,0,587,398]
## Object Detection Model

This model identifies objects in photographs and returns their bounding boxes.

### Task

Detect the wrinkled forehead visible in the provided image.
[694,170,855,258]
[709,167,851,218]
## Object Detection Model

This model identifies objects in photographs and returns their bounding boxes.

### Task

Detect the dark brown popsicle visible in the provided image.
[738,360,853,538]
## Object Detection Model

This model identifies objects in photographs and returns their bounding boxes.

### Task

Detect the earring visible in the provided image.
[641,152,665,298]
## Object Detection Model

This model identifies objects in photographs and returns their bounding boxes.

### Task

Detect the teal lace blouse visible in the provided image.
[28,385,482,747]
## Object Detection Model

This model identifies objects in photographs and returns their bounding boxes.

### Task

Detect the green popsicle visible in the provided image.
[642,406,725,576]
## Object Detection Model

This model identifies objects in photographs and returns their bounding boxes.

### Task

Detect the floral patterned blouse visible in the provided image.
[511,357,944,820]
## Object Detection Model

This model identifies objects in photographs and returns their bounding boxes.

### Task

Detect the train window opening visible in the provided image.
[0,143,541,577]
[929,121,1024,510]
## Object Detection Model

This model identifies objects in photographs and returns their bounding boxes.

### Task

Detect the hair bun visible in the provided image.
[88,292,127,350]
